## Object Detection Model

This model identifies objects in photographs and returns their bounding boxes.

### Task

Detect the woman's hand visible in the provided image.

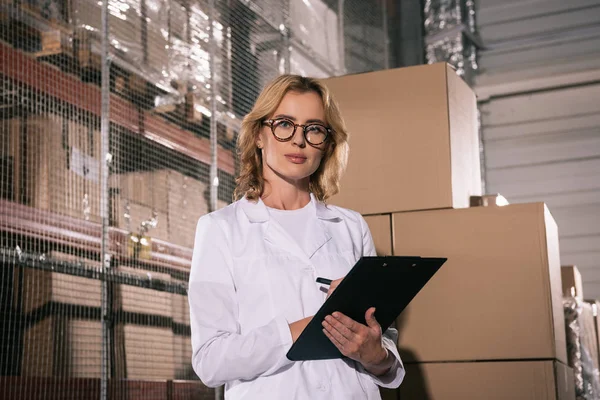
[322,307,394,376]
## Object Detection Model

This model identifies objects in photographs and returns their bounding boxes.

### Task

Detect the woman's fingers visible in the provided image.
[322,311,386,366]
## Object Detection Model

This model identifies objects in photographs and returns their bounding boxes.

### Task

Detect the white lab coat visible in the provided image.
[188,193,405,399]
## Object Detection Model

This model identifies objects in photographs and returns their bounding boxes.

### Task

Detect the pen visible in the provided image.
[316,277,332,285]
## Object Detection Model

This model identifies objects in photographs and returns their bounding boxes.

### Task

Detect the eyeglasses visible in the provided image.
[263,118,331,146]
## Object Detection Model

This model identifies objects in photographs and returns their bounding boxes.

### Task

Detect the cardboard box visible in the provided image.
[113,266,172,317]
[144,0,169,82]
[364,214,393,256]
[172,292,190,326]
[562,266,584,300]
[22,317,102,378]
[398,360,575,400]
[322,63,481,215]
[393,203,567,363]
[25,114,101,222]
[72,0,143,68]
[15,252,102,314]
[173,334,194,380]
[111,197,170,241]
[112,169,208,247]
[0,118,22,202]
[114,324,175,380]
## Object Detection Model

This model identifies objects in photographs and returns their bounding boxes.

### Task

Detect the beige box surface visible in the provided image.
[15,252,101,313]
[0,117,23,202]
[111,197,170,241]
[393,203,566,364]
[322,63,481,215]
[172,293,190,326]
[399,360,574,400]
[112,169,207,247]
[173,334,194,380]
[562,265,584,300]
[114,324,175,380]
[364,214,393,256]
[113,265,172,317]
[25,114,101,222]
[22,317,102,378]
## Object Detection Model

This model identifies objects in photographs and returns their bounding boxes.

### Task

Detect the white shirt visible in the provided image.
[266,201,312,250]
[188,194,405,400]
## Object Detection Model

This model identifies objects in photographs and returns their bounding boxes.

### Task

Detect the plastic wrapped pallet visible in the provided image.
[564,296,600,400]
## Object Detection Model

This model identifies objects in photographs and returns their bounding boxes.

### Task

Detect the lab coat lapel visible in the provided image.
[305,196,341,258]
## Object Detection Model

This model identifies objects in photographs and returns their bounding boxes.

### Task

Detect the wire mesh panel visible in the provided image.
[1,0,394,399]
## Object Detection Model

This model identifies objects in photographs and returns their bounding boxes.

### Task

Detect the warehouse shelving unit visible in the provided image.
[0,0,392,398]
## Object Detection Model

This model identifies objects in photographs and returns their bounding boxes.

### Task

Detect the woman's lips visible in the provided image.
[285,154,307,164]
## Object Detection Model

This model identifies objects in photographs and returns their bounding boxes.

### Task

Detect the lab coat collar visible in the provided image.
[240,193,339,260]
[240,193,341,223]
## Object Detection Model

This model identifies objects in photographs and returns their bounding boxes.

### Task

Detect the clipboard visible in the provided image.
[286,256,446,361]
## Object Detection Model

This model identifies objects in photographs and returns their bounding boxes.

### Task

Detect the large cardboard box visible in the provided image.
[322,63,481,215]
[72,0,143,68]
[113,266,172,318]
[0,118,22,202]
[392,203,567,363]
[22,317,102,378]
[364,214,393,256]
[114,324,175,380]
[111,196,170,241]
[173,334,194,380]
[25,114,101,222]
[15,252,101,314]
[172,292,190,327]
[562,265,584,300]
[112,169,207,247]
[398,360,575,400]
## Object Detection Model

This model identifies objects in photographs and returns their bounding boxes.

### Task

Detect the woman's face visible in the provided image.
[257,90,329,186]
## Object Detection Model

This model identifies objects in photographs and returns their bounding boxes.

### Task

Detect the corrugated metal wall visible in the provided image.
[475,0,600,297]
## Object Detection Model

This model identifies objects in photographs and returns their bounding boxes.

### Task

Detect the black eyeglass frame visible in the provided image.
[262,118,332,146]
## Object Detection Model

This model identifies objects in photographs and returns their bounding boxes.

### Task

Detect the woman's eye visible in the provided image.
[278,120,292,128]
[307,125,325,133]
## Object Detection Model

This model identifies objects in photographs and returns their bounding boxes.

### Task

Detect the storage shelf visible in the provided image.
[0,199,193,271]
[1,247,188,295]
[0,377,210,399]
[0,41,236,176]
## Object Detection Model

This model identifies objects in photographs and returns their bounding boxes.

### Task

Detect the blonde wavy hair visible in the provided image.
[233,74,349,202]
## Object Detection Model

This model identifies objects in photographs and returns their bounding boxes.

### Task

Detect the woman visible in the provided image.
[188,75,405,399]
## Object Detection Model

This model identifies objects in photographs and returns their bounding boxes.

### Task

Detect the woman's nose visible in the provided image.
[292,127,306,147]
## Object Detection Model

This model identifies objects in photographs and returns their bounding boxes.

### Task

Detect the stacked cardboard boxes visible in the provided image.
[17,252,103,377]
[322,63,575,399]
[17,251,180,380]
[111,169,208,247]
[23,114,102,222]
